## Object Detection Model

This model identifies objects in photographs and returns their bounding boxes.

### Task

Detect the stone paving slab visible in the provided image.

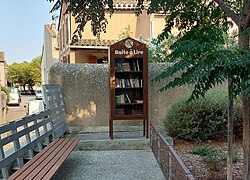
[69,131,172,151]
[52,150,165,180]
[78,131,145,140]
[74,132,150,151]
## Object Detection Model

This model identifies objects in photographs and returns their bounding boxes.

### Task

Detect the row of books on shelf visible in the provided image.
[116,108,143,115]
[116,60,140,72]
[115,93,143,104]
[116,78,142,88]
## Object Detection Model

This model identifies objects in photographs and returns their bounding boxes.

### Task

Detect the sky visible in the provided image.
[0,0,57,65]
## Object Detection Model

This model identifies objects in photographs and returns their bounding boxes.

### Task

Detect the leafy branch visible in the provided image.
[153,25,248,101]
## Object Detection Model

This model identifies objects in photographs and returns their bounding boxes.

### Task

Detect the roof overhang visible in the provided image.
[70,45,109,50]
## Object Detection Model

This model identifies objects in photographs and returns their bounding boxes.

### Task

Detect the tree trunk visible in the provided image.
[239,1,250,177]
[227,79,233,180]
[242,94,250,180]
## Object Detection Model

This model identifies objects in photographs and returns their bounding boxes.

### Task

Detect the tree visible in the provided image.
[48,0,250,178]
[7,62,28,89]
[153,23,247,179]
[29,56,42,89]
[147,1,250,179]
[7,62,21,86]
[7,56,41,91]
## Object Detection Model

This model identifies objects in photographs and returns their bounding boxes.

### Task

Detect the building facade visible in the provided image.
[0,52,7,87]
[41,23,59,84]
[58,0,166,64]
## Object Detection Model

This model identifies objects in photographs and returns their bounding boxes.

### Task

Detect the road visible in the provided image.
[7,95,36,122]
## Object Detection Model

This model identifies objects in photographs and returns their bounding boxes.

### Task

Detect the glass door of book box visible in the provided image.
[114,58,144,116]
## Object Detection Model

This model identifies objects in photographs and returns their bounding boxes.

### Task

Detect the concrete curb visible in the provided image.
[67,131,173,151]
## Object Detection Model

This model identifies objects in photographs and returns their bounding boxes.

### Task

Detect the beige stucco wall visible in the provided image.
[135,9,150,39]
[72,11,138,39]
[0,91,7,125]
[49,63,192,130]
[0,52,7,87]
[0,63,6,87]
[59,3,70,62]
[69,52,76,63]
[70,9,163,40]
[41,24,59,84]
[151,15,166,38]
[74,50,92,63]
[59,4,166,63]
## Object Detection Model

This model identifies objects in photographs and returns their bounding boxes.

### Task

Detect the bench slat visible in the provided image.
[39,138,80,180]
[22,138,72,180]
[7,139,61,180]
[8,138,79,180]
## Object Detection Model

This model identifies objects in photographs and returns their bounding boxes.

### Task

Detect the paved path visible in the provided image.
[52,150,165,180]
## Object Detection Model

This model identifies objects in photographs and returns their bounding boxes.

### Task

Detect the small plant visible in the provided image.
[191,145,240,171]
[191,145,218,157]
[1,86,9,102]
[204,152,226,171]
[118,25,133,40]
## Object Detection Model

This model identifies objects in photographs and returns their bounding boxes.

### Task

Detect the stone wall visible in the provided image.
[0,91,7,124]
[49,63,192,130]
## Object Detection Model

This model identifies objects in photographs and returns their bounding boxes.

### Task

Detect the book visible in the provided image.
[121,62,130,71]
[125,79,131,87]
[116,94,126,104]
[129,79,134,87]
[115,78,120,87]
[121,94,125,103]
[132,61,137,71]
[136,60,140,71]
[115,95,121,104]
[121,79,125,87]
[135,78,140,87]
[125,94,131,103]
[116,62,123,71]
[136,100,143,103]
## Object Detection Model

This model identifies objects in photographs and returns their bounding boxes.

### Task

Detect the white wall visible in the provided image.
[41,24,59,84]
[0,62,7,87]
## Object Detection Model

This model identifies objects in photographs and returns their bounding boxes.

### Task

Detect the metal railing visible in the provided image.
[150,123,195,180]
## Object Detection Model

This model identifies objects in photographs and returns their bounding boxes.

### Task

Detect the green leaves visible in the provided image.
[149,0,229,42]
[7,56,41,88]
[164,90,243,141]
[153,25,248,101]
[49,0,115,39]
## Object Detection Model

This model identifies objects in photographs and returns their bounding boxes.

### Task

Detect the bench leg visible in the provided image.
[1,167,10,179]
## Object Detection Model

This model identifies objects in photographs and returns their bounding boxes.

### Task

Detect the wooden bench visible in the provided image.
[7,138,79,180]
[0,84,79,180]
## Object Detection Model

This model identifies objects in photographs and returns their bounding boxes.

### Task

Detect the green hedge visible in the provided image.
[164,90,242,141]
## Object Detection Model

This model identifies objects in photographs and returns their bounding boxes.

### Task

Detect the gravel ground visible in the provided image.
[52,150,165,180]
[174,139,243,180]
